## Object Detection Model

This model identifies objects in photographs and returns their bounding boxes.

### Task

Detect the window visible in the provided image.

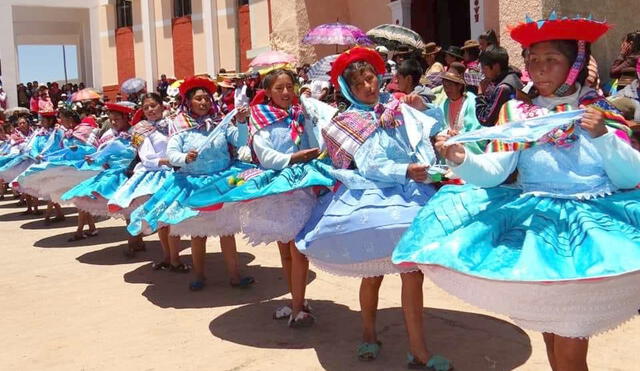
[116,0,133,28]
[174,0,192,18]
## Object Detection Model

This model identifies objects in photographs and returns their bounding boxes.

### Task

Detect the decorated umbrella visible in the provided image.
[366,24,425,51]
[167,80,183,98]
[308,54,339,82]
[72,88,101,102]
[303,22,372,46]
[121,77,147,94]
[5,107,30,117]
[249,50,297,69]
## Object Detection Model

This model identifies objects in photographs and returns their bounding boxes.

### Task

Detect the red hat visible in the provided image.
[329,46,386,88]
[38,110,57,118]
[509,12,610,48]
[179,76,217,98]
[131,109,145,126]
[105,102,135,115]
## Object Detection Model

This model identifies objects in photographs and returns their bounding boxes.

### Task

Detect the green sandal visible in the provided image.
[357,341,382,361]
[407,353,453,370]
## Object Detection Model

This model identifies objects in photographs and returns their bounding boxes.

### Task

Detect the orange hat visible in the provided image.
[179,76,217,98]
[38,110,57,118]
[329,46,386,88]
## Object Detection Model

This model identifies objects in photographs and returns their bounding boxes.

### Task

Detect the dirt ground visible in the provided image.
[0,199,638,371]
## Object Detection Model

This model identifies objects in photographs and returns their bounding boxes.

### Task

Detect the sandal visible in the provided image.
[229,276,255,289]
[21,209,33,215]
[358,341,382,361]
[84,230,99,238]
[189,279,206,291]
[33,210,43,215]
[51,216,66,224]
[288,311,315,328]
[407,354,453,371]
[135,241,146,251]
[170,263,191,273]
[152,261,171,271]
[274,300,312,320]
[67,233,86,242]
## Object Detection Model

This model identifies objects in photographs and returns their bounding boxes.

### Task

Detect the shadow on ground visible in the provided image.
[209,299,532,371]
[123,251,316,309]
[33,225,129,248]
[19,208,78,229]
[76,240,163,265]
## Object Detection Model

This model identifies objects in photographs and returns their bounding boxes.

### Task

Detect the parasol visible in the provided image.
[366,24,425,51]
[121,77,147,94]
[303,22,372,46]
[72,88,102,102]
[249,50,297,69]
[308,54,339,82]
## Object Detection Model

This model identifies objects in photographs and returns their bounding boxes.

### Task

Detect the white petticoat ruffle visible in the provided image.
[19,167,100,204]
[239,189,317,246]
[422,265,640,338]
[170,204,242,238]
[71,196,110,218]
[0,160,32,184]
[309,257,419,278]
[109,196,149,221]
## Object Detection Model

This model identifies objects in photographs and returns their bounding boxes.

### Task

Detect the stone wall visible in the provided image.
[498,0,640,85]
[543,0,640,85]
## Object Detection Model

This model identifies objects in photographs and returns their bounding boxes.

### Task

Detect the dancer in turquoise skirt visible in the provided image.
[296,47,452,370]
[0,111,63,215]
[61,102,138,248]
[393,13,640,371]
[127,76,254,291]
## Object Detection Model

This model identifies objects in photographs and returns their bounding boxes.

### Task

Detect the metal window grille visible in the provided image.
[116,0,133,28]
[174,0,192,18]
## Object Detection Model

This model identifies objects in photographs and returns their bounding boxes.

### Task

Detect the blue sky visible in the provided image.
[18,45,78,84]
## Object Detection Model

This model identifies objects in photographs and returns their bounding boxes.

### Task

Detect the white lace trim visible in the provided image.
[0,160,32,183]
[109,196,149,221]
[309,257,419,278]
[20,167,99,204]
[72,196,110,217]
[239,190,316,246]
[170,204,242,238]
[421,265,640,338]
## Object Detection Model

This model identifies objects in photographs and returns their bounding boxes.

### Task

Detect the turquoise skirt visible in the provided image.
[392,185,640,337]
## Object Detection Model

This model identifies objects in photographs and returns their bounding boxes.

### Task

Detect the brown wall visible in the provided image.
[115,27,136,85]
[172,16,195,78]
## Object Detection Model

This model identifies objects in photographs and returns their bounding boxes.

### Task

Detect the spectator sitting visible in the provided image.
[443,46,464,69]
[479,29,499,53]
[610,31,640,89]
[461,40,483,94]
[396,59,435,104]
[476,46,524,126]
[30,86,54,113]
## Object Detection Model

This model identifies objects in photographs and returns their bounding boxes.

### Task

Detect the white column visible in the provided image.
[0,4,18,108]
[89,5,103,90]
[202,0,221,76]
[469,0,485,39]
[388,0,412,28]
[141,0,158,91]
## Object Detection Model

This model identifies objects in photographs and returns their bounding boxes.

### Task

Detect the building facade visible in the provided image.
[1,0,638,107]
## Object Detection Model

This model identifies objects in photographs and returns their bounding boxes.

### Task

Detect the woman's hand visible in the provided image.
[236,106,250,123]
[401,94,427,111]
[158,158,171,167]
[406,163,429,182]
[185,150,198,164]
[434,135,466,165]
[290,148,321,164]
[579,107,607,138]
[102,163,110,170]
[85,155,94,164]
